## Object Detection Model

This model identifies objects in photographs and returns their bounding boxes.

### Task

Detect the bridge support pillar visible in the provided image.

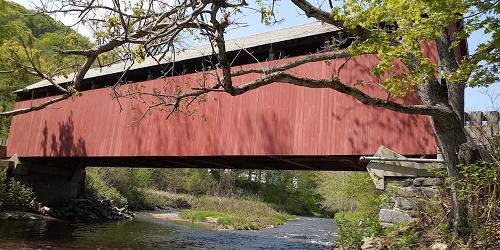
[11,160,86,206]
[366,146,443,226]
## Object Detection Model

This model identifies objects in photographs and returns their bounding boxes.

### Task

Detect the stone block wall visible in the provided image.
[12,161,86,206]
[379,177,441,226]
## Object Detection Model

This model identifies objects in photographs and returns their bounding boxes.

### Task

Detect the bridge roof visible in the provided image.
[18,22,339,93]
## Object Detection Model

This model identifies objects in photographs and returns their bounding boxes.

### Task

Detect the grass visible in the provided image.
[179,210,264,230]
[123,189,174,210]
[86,170,128,208]
[86,169,176,210]
[153,191,293,230]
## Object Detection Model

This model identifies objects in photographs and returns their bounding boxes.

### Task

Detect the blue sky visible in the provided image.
[11,0,499,111]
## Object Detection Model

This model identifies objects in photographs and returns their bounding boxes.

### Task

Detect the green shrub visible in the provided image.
[86,168,174,210]
[236,171,322,216]
[120,189,172,210]
[85,170,128,207]
[316,172,383,248]
[316,172,380,213]
[0,168,36,211]
[334,211,382,248]
[185,169,216,195]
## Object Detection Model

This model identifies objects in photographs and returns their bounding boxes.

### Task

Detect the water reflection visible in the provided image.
[0,219,75,240]
[0,215,334,249]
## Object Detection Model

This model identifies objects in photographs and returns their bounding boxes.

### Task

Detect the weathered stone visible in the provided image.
[393,186,438,198]
[381,196,396,209]
[394,186,421,198]
[39,206,51,214]
[420,187,439,197]
[413,177,441,187]
[12,162,86,205]
[173,198,191,209]
[469,111,484,126]
[206,217,218,224]
[51,196,134,222]
[380,222,395,228]
[430,243,448,250]
[394,197,414,210]
[379,209,414,224]
[361,237,382,250]
[386,178,413,188]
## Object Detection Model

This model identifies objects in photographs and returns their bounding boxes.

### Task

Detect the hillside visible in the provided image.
[0,0,91,138]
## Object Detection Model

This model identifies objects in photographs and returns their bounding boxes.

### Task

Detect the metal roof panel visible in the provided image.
[18,22,338,92]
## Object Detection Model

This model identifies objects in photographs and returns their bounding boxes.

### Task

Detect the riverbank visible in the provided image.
[0,196,134,224]
[150,190,294,230]
[0,190,292,230]
[0,211,59,221]
[138,209,218,230]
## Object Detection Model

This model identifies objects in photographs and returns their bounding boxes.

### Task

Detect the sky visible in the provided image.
[10,0,499,111]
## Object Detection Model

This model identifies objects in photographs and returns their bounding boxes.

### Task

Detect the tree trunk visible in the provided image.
[417,77,469,237]
[431,113,469,237]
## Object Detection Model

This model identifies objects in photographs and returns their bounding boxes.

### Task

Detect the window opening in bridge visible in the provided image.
[18,31,352,101]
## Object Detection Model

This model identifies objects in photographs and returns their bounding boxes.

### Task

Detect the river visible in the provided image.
[0,212,337,249]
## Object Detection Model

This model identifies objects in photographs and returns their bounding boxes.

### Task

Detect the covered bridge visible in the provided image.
[6,22,437,171]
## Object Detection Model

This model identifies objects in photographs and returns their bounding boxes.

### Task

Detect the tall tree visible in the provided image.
[1,0,498,236]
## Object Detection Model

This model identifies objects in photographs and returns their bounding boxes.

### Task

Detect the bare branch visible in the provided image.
[17,36,69,94]
[231,50,350,76]
[0,95,70,117]
[228,72,445,116]
[291,0,368,39]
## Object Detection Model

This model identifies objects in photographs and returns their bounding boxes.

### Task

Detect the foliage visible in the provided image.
[0,0,91,138]
[377,225,417,250]
[460,0,500,87]
[0,168,36,211]
[455,161,500,246]
[375,137,500,248]
[85,169,128,208]
[331,0,499,92]
[122,190,172,210]
[334,211,382,248]
[236,170,322,215]
[316,171,381,213]
[180,209,278,230]
[374,162,499,249]
[316,172,382,248]
[150,168,190,193]
[185,169,217,195]
[173,193,292,230]
[86,167,172,210]
[86,166,309,227]
[144,168,324,216]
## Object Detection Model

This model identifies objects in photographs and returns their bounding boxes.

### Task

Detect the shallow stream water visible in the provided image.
[0,212,336,249]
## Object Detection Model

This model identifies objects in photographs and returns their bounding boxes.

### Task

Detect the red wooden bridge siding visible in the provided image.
[7,54,437,158]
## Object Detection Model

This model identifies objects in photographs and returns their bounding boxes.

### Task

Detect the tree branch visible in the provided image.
[290,0,368,39]
[228,72,445,116]
[0,95,70,117]
[231,50,350,76]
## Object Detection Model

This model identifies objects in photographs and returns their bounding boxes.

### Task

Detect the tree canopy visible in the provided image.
[0,0,91,137]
